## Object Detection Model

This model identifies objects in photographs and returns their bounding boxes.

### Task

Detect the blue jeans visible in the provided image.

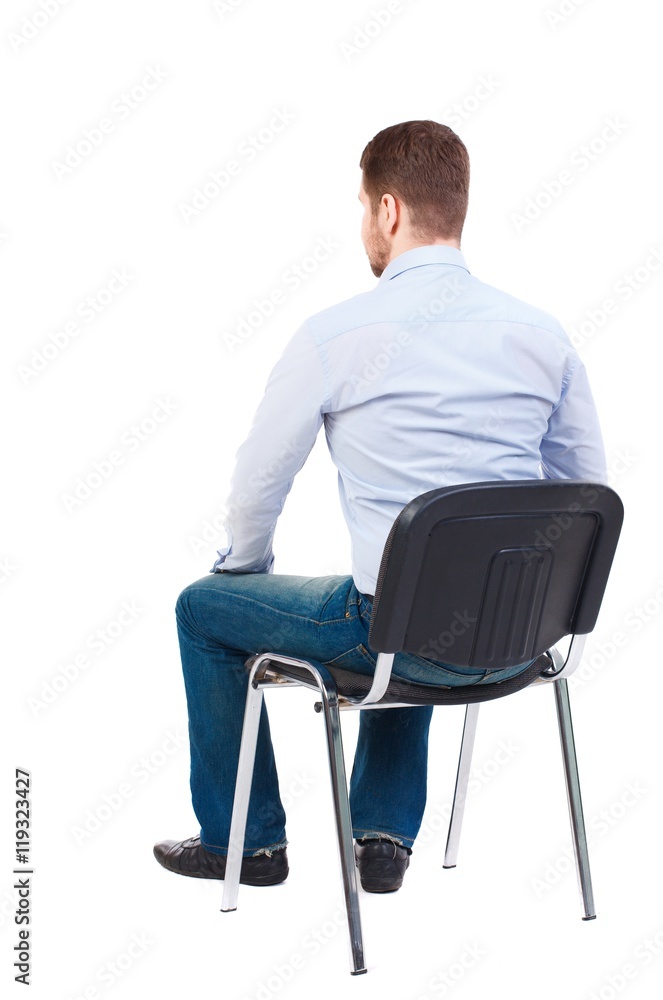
[175,572,533,855]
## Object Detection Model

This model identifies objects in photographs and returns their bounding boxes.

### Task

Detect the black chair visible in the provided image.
[220,480,624,975]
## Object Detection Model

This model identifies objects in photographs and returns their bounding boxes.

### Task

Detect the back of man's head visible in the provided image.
[359,120,470,244]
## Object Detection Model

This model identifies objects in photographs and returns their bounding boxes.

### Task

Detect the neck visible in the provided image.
[388,236,460,264]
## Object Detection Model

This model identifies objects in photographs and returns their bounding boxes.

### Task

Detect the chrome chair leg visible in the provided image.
[221,677,265,913]
[553,678,596,919]
[316,669,367,975]
[221,654,366,974]
[444,703,480,869]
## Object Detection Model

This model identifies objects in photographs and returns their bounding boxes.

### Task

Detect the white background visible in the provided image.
[3,1,661,998]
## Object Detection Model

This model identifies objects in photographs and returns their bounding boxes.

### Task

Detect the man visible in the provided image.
[154,120,606,892]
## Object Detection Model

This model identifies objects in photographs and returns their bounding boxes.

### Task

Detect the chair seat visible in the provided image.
[249,652,552,706]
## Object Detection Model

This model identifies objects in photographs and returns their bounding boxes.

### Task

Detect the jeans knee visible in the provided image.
[175,580,209,631]
[175,584,192,622]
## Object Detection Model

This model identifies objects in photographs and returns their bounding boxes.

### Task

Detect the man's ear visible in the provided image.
[379,193,400,235]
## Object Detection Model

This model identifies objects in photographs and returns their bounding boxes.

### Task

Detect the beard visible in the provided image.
[364,226,391,278]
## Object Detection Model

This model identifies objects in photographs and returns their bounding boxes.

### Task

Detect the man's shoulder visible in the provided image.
[303,287,386,345]
[465,276,569,338]
[298,269,572,349]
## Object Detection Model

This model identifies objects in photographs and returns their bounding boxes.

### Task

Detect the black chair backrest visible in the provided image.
[369,481,623,669]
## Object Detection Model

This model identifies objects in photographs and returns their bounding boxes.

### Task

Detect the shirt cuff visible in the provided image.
[210,551,276,575]
[210,546,231,573]
[210,528,233,573]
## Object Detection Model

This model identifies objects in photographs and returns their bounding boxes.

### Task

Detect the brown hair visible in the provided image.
[359,120,470,242]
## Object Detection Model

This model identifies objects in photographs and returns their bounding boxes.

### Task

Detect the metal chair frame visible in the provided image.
[219,482,623,974]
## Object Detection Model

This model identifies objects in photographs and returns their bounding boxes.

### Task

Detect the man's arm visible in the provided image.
[212,322,326,573]
[540,359,608,484]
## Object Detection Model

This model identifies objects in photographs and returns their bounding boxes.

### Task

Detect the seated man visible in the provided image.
[154,120,606,892]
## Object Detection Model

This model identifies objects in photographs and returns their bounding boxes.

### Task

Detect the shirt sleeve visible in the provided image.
[540,358,608,485]
[211,322,326,573]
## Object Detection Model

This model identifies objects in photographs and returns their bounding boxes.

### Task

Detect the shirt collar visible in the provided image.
[379,245,470,283]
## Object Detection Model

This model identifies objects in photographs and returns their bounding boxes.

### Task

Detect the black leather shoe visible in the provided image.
[153,836,288,885]
[354,838,411,892]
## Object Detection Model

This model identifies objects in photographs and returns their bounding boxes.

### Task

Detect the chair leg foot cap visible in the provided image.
[582,915,597,921]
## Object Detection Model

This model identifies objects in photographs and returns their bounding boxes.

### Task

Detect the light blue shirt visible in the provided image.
[213,246,607,595]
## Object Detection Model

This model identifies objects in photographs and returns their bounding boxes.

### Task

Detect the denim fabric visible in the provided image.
[176,572,534,853]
